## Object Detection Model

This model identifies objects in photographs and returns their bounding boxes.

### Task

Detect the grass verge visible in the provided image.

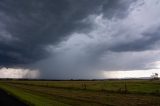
[0,83,70,106]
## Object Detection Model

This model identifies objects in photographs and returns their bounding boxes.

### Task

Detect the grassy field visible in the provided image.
[0,79,159,106]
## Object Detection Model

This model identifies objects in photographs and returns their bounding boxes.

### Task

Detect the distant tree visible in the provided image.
[151,73,159,80]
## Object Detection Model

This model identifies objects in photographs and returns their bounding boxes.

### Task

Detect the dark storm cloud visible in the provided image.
[0,0,160,79]
[0,0,136,66]
[102,0,136,19]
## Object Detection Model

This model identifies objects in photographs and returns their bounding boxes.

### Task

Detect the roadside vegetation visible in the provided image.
[0,79,159,106]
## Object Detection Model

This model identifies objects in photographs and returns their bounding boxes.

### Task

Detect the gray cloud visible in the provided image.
[0,0,136,67]
[0,0,160,79]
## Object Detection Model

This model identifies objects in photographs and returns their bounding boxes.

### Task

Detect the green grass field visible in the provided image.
[0,79,159,106]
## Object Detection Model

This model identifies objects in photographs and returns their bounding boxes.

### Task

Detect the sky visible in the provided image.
[0,0,160,79]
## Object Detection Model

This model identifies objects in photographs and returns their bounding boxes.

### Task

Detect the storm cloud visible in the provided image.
[0,0,160,79]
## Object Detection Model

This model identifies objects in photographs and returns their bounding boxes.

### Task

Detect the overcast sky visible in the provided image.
[0,0,160,79]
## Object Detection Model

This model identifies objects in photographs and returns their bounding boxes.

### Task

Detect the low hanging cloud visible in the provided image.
[0,67,40,78]
[103,61,160,78]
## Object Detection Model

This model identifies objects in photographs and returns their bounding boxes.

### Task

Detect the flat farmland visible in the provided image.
[0,80,159,106]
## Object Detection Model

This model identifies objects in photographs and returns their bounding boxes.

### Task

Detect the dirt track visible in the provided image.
[0,88,27,106]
